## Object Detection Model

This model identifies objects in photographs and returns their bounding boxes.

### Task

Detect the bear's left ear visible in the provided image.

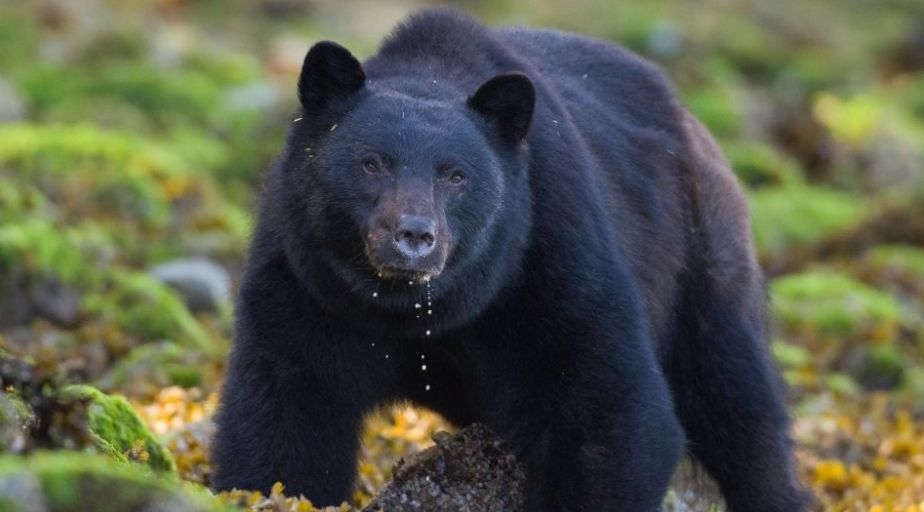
[467,73,535,146]
[298,41,366,113]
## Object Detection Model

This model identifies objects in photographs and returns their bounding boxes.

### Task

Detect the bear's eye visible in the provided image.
[448,171,466,185]
[362,157,381,175]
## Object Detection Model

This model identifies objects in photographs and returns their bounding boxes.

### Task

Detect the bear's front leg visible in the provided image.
[211,262,387,505]
[519,354,684,512]
[211,340,371,504]
[488,308,685,512]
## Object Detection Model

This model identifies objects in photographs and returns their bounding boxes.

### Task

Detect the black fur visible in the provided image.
[212,9,807,511]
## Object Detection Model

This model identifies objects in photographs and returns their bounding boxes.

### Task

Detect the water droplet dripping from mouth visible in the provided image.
[421,364,427,371]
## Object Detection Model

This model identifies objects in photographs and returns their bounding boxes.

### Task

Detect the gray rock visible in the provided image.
[149,258,231,314]
[0,77,26,123]
[0,471,48,512]
[0,392,33,455]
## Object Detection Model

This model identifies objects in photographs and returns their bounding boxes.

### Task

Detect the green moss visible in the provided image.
[901,367,924,408]
[0,6,38,71]
[825,373,860,396]
[749,185,868,262]
[61,386,176,475]
[84,271,217,356]
[0,452,230,512]
[855,344,905,390]
[0,123,189,227]
[19,64,222,127]
[182,50,263,86]
[0,122,249,266]
[97,341,203,392]
[813,92,885,147]
[864,245,924,279]
[771,340,811,369]
[0,181,47,223]
[771,272,903,339]
[683,86,742,138]
[0,219,112,287]
[723,140,804,188]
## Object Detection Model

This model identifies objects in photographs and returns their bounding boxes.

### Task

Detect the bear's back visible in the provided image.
[495,27,684,138]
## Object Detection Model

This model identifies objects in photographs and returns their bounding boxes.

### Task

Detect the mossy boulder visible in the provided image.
[859,245,924,298]
[61,386,175,475]
[771,272,904,341]
[0,392,33,455]
[749,186,868,267]
[83,271,218,356]
[850,345,905,390]
[0,123,250,261]
[770,272,917,391]
[683,85,742,138]
[97,342,204,397]
[723,140,804,188]
[0,452,229,512]
[0,123,185,227]
[0,219,112,289]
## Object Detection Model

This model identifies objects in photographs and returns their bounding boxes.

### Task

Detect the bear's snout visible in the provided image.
[393,214,437,259]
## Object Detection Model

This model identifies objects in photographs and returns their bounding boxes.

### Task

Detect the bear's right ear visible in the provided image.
[298,41,366,112]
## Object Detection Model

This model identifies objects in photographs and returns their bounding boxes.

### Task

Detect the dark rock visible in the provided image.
[29,278,82,328]
[363,424,526,512]
[361,425,726,512]
[0,268,31,330]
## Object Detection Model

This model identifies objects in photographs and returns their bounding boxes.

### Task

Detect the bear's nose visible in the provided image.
[393,214,437,259]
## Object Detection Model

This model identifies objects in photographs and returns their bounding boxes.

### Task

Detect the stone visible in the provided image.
[149,258,231,314]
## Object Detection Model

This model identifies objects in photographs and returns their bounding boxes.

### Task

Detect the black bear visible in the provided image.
[212,9,807,512]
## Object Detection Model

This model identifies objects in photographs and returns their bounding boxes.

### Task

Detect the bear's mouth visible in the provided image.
[376,265,438,284]
[364,245,446,283]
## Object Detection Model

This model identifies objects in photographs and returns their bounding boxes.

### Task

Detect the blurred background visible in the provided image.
[1,0,923,510]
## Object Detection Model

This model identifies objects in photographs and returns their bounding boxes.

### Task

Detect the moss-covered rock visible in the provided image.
[83,271,218,356]
[723,140,804,188]
[859,245,924,298]
[61,386,176,475]
[749,186,868,267]
[771,272,904,341]
[852,345,905,390]
[0,123,188,228]
[770,271,917,392]
[0,392,33,455]
[97,342,204,397]
[683,85,742,138]
[0,219,112,288]
[0,452,229,512]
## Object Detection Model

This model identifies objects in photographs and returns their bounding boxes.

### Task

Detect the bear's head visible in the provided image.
[279,41,534,311]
